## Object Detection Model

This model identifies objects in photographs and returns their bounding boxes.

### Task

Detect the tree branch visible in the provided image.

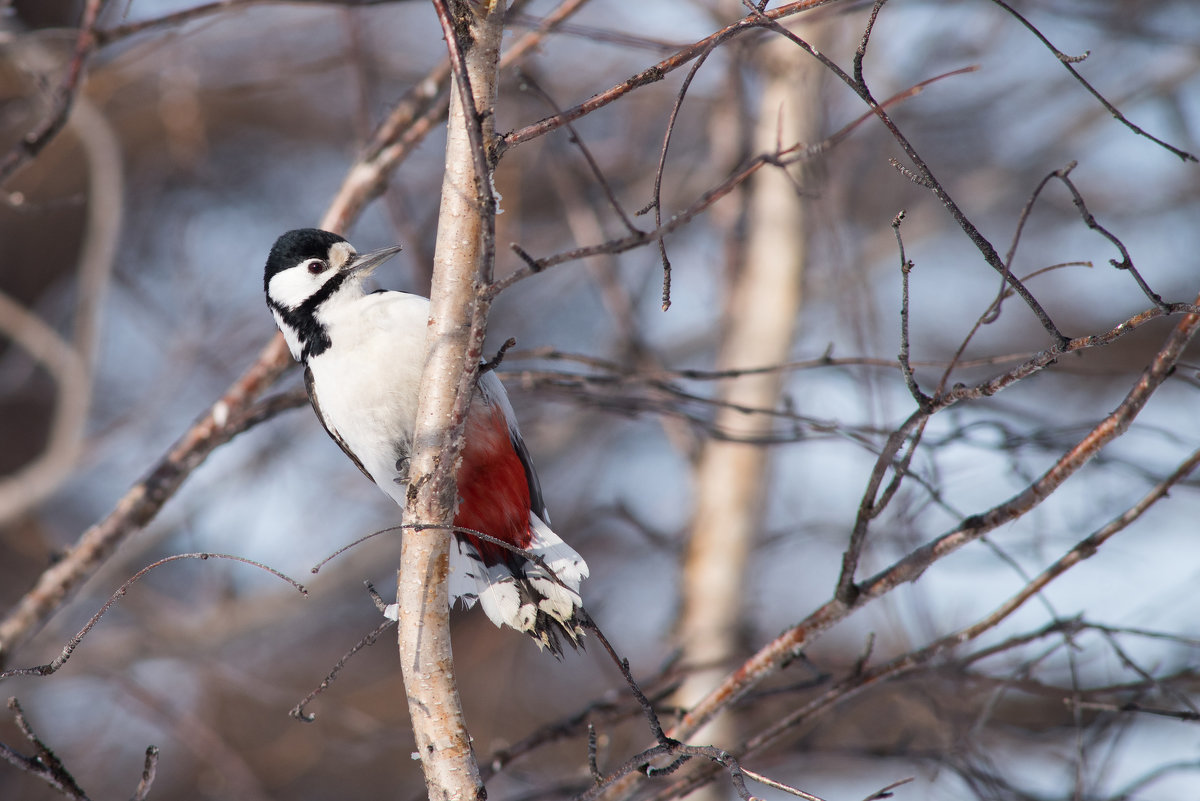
[595,290,1200,801]
[0,0,109,187]
[0,349,298,667]
[393,1,505,798]
[681,291,1200,742]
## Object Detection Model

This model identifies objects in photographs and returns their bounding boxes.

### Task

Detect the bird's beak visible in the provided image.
[345,244,403,277]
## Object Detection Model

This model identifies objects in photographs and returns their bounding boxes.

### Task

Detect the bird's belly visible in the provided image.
[309,341,420,485]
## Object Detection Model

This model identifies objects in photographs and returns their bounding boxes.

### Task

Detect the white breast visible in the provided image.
[307,290,430,490]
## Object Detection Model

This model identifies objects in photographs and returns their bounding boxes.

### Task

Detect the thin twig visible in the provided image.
[740,765,830,801]
[131,746,159,801]
[324,0,592,233]
[516,70,642,236]
[987,0,1197,163]
[290,618,396,722]
[0,0,109,186]
[483,678,681,782]
[587,724,602,783]
[495,61,984,299]
[1050,166,1166,308]
[480,337,518,375]
[0,553,307,680]
[501,0,837,151]
[746,2,1070,346]
[489,152,773,297]
[643,39,722,311]
[669,292,1200,749]
[893,212,930,410]
[835,410,927,604]
[95,0,401,44]
[0,351,303,667]
[745,445,1200,763]
[1,697,91,800]
[582,616,676,748]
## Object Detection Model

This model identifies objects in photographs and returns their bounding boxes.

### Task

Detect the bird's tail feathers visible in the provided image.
[449,515,589,657]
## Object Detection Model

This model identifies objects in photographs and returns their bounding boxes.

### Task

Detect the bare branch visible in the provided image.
[0,356,301,667]
[643,38,720,311]
[0,0,591,675]
[730,445,1200,771]
[747,3,1069,346]
[988,0,1197,163]
[290,618,397,723]
[392,1,507,798]
[0,0,109,187]
[517,70,642,236]
[94,0,409,44]
[0,553,307,680]
[668,291,1200,753]
[131,746,159,801]
[324,0,592,233]
[500,0,837,151]
[893,212,930,411]
[1,697,92,800]
[494,65,985,299]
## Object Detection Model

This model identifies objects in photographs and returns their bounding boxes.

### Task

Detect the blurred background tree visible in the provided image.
[1,1,1198,800]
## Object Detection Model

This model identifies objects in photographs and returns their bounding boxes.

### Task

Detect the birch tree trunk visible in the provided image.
[673,28,823,754]
[396,2,505,799]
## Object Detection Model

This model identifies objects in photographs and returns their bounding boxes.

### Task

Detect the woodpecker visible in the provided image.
[263,228,588,655]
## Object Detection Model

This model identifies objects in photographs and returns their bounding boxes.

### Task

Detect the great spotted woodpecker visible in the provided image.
[263,228,588,655]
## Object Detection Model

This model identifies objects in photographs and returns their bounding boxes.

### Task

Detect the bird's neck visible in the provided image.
[303,284,373,361]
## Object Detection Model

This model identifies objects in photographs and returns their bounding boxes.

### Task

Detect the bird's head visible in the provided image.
[263,228,402,360]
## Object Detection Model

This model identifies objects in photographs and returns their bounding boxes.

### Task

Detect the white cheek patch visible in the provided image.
[268,267,324,311]
[329,241,356,270]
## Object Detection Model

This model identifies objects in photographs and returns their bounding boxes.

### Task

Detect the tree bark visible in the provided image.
[396,2,505,800]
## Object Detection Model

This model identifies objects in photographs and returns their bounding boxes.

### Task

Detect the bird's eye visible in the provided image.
[307,260,328,275]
